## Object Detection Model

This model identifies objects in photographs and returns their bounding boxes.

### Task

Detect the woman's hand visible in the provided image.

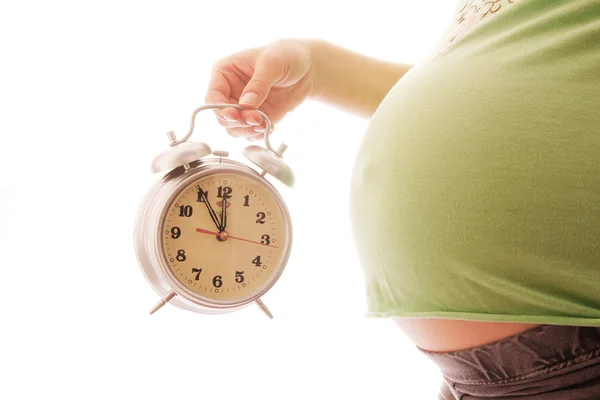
[205,39,316,141]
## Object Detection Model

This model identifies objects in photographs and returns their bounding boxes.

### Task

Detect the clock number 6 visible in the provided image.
[213,275,223,288]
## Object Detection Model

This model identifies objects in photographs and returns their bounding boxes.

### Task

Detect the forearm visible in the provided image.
[305,39,413,118]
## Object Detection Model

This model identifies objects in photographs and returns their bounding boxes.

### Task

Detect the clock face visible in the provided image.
[160,171,289,303]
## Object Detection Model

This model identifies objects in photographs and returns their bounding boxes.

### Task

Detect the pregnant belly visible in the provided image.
[351,3,600,353]
[393,318,542,353]
[350,54,599,353]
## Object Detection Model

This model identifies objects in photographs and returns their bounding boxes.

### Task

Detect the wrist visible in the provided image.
[295,39,413,117]
[296,38,329,102]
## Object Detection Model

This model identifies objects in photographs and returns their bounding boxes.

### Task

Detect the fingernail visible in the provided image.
[239,91,258,107]
[245,117,259,126]
[253,126,265,133]
[223,114,236,122]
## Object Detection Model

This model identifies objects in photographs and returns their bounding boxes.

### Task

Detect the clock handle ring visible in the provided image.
[168,104,283,156]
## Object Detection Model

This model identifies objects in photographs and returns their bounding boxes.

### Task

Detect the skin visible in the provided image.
[205,38,541,352]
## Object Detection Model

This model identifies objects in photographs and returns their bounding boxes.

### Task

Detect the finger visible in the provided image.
[238,109,263,127]
[239,53,283,108]
[244,120,275,142]
[205,69,231,105]
[218,106,242,124]
[217,106,270,131]
[205,70,242,122]
[226,126,267,139]
[215,113,241,128]
[241,101,282,133]
[239,105,277,132]
[219,111,270,133]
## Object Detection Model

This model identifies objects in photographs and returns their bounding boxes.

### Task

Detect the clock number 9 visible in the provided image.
[170,227,181,239]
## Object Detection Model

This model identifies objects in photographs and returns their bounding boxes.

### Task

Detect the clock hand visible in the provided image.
[221,197,227,232]
[199,189,222,231]
[195,228,279,248]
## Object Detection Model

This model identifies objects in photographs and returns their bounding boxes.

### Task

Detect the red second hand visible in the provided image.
[195,228,279,248]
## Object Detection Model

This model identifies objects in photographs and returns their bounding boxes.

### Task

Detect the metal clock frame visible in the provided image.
[135,158,292,317]
[134,104,294,318]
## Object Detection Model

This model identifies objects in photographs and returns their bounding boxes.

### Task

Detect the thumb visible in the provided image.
[239,53,283,108]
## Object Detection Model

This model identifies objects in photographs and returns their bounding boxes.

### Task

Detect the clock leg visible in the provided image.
[255,298,273,319]
[149,290,177,315]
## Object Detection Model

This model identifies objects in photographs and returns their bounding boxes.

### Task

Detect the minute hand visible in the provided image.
[221,197,227,231]
[200,190,222,231]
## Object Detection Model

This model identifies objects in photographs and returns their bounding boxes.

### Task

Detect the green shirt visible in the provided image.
[350,0,600,325]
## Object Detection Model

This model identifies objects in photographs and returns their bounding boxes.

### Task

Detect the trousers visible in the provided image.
[416,324,600,399]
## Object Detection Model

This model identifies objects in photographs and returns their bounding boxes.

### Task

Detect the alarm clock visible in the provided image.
[134,104,294,318]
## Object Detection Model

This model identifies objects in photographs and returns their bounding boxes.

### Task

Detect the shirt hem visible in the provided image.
[366,310,600,327]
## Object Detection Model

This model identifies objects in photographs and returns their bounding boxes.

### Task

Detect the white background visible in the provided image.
[1,1,455,398]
